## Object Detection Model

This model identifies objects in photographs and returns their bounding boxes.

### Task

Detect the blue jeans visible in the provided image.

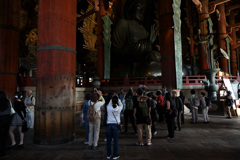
[84,120,89,141]
[106,124,119,157]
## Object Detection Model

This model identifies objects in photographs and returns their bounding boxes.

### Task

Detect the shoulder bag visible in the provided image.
[112,112,122,131]
[9,100,15,115]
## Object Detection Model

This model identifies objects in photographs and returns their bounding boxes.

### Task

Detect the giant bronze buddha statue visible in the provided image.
[111,0,161,77]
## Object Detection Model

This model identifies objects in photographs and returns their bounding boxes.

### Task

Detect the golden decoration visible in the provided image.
[78,1,97,52]
[25,28,38,57]
[25,29,38,46]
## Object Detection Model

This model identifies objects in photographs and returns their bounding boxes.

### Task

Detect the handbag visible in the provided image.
[22,121,28,132]
[112,112,122,131]
[9,100,15,115]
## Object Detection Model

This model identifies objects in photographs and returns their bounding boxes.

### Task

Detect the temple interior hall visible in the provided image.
[0,0,240,159]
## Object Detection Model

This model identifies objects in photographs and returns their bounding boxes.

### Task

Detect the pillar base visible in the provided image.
[34,135,75,145]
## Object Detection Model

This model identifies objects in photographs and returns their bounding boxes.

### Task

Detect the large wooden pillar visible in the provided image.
[217,4,228,73]
[199,0,209,72]
[229,11,238,75]
[0,0,20,99]
[96,0,107,79]
[35,0,76,145]
[158,0,182,90]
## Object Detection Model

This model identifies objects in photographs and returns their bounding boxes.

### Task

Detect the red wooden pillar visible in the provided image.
[96,0,107,79]
[217,4,228,73]
[199,0,209,73]
[35,0,77,145]
[0,0,20,99]
[229,11,238,75]
[158,0,176,90]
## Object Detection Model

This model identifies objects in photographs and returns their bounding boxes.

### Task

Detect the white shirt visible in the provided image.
[88,96,105,117]
[107,99,123,124]
[25,95,35,113]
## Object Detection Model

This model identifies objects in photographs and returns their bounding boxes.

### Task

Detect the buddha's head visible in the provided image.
[124,0,147,24]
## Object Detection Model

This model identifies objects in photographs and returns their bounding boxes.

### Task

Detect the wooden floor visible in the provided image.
[2,114,240,160]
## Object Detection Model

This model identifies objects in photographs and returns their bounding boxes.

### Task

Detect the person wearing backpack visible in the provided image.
[200,92,209,124]
[106,95,123,160]
[124,93,137,133]
[189,89,199,124]
[88,92,105,150]
[165,92,176,139]
[134,88,152,146]
[226,91,234,119]
[172,91,184,131]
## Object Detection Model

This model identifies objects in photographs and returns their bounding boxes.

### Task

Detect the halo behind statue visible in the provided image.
[220,48,229,60]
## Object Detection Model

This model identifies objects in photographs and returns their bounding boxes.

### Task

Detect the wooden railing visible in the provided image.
[19,75,240,87]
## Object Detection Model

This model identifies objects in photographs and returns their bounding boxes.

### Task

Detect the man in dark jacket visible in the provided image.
[172,91,184,131]
[179,90,185,124]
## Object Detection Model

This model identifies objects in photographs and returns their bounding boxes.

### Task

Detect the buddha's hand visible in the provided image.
[150,24,158,43]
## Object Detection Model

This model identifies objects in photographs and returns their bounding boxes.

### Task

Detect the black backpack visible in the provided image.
[138,101,149,117]
[205,97,211,107]
[125,98,133,110]
[193,97,200,107]
[226,98,233,106]
[170,105,178,118]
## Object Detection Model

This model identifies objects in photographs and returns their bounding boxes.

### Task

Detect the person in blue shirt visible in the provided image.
[162,86,168,97]
[119,88,125,114]
[118,88,125,102]
[82,93,91,144]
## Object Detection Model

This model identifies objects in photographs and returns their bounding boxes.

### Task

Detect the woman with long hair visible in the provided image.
[8,92,26,148]
[0,91,12,157]
[165,92,175,139]
[106,94,123,160]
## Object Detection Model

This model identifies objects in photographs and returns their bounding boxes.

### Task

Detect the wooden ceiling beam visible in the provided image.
[229,23,240,29]
[226,3,240,15]
[232,43,240,49]
[208,0,230,14]
[192,0,230,14]
[192,0,202,14]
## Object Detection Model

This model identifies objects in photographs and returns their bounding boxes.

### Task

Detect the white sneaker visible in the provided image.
[84,141,89,145]
[107,156,111,159]
[113,155,120,159]
[147,142,152,146]
[153,131,157,136]
[104,138,107,142]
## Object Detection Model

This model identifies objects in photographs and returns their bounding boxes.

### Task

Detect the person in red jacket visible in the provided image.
[156,90,165,122]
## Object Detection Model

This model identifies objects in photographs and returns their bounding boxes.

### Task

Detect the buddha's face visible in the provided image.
[129,2,146,23]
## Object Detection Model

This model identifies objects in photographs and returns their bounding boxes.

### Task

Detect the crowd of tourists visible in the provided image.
[80,86,216,159]
[0,86,236,158]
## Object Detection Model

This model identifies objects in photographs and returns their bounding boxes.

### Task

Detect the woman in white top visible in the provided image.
[88,92,105,150]
[106,94,123,160]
